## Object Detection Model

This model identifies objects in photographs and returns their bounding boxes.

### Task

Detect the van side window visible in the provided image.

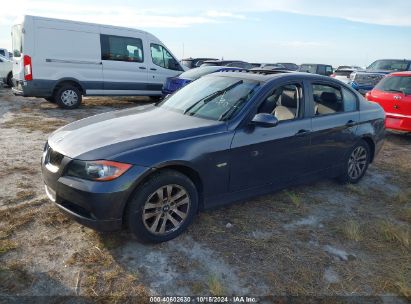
[100,34,144,63]
[150,44,181,71]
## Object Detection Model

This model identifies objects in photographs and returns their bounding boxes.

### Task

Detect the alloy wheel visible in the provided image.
[348,146,367,179]
[142,184,190,235]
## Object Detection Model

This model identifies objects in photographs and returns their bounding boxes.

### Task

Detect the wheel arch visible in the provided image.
[122,162,204,225]
[361,136,376,163]
[52,78,85,97]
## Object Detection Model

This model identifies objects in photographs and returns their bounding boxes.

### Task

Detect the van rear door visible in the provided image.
[11,24,24,83]
[100,29,148,95]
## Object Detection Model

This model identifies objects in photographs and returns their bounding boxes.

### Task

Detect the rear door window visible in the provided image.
[375,76,411,93]
[312,84,358,115]
[100,34,144,62]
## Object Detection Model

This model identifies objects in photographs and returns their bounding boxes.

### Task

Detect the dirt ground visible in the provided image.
[0,86,410,303]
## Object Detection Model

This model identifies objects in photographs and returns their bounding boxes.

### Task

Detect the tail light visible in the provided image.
[330,74,336,78]
[23,55,32,81]
[365,92,371,101]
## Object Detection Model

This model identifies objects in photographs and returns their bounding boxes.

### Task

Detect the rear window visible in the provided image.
[12,24,23,58]
[335,70,354,77]
[375,76,411,93]
[367,60,409,72]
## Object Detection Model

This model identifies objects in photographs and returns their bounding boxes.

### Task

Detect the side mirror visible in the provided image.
[251,113,279,128]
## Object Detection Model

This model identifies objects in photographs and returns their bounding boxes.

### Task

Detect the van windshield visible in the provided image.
[12,24,23,58]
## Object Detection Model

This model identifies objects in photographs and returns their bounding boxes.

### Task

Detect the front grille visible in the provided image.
[354,73,384,86]
[47,147,64,167]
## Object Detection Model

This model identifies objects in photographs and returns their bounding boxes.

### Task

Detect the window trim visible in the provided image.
[100,34,144,63]
[309,81,359,118]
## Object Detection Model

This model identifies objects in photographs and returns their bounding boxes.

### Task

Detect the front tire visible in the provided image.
[126,170,198,243]
[339,140,370,184]
[55,85,82,109]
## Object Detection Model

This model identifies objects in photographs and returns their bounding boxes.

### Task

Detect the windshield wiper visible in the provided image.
[183,80,243,115]
[218,83,260,121]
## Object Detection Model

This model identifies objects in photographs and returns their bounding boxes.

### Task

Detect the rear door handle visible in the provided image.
[346,120,356,127]
[295,129,310,136]
[139,67,147,70]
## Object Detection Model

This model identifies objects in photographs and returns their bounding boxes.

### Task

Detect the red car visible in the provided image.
[366,72,411,132]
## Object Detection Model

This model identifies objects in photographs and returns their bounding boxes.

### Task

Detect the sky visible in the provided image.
[0,0,410,67]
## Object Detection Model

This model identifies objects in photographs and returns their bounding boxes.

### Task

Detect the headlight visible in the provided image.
[66,160,132,181]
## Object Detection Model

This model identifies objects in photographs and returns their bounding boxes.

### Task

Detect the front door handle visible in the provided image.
[139,67,147,70]
[150,68,157,71]
[346,120,356,127]
[295,129,310,136]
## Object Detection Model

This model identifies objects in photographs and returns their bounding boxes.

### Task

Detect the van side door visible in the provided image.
[147,42,184,93]
[100,30,148,95]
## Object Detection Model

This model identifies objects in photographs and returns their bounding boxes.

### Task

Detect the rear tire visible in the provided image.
[339,140,370,184]
[126,170,198,243]
[6,73,13,87]
[55,85,82,109]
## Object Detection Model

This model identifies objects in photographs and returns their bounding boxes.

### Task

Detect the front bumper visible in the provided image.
[385,113,411,132]
[41,149,152,231]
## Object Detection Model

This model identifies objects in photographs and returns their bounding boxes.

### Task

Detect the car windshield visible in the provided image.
[178,66,222,80]
[367,60,409,71]
[375,76,411,93]
[157,76,261,121]
[201,62,220,67]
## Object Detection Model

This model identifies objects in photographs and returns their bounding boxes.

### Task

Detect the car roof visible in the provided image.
[203,60,244,63]
[388,71,411,77]
[208,70,338,83]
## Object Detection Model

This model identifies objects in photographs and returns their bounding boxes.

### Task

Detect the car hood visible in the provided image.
[48,105,225,161]
[357,70,392,75]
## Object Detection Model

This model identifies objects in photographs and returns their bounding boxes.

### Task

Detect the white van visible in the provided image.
[12,15,185,108]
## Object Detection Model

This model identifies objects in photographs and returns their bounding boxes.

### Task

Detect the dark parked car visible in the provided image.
[162,66,243,96]
[201,60,254,69]
[277,62,299,71]
[42,71,385,242]
[350,59,411,95]
[180,57,218,69]
[299,64,334,76]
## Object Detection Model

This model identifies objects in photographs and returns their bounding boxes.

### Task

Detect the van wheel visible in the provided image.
[339,140,370,184]
[55,85,82,109]
[126,170,198,243]
[7,73,13,87]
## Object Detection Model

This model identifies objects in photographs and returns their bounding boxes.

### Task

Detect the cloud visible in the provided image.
[205,10,246,19]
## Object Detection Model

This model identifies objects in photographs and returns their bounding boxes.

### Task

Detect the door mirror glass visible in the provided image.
[251,113,279,128]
